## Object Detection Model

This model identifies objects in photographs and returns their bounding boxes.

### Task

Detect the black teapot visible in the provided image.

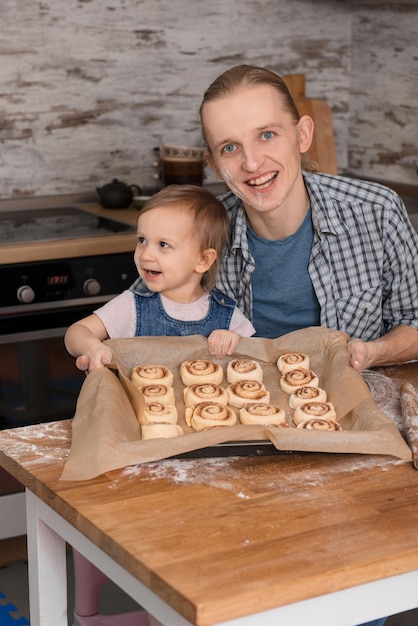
[96,179,142,209]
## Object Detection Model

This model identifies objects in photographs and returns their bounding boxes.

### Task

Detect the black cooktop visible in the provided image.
[0,206,135,245]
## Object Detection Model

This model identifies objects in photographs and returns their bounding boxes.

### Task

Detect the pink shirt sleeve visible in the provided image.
[230,307,256,336]
[94,290,137,338]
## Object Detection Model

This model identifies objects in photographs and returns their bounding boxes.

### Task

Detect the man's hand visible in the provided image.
[347,338,371,371]
[348,325,418,372]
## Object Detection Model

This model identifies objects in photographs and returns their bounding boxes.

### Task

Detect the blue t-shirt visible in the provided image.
[248,210,320,338]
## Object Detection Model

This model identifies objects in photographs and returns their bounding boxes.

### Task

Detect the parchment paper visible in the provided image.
[60,327,412,481]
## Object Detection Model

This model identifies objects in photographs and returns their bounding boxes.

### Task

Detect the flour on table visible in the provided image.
[0,420,69,465]
[116,454,405,499]
[362,369,404,433]
[120,457,243,493]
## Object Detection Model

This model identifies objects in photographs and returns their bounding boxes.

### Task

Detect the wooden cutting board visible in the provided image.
[283,74,338,175]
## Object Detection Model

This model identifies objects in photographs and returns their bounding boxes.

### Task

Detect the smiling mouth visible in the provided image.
[143,269,161,277]
[246,172,277,190]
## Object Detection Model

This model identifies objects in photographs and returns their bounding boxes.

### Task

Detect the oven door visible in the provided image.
[0,306,92,511]
[0,303,98,430]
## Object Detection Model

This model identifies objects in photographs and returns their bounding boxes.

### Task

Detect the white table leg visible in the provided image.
[26,489,68,626]
[24,489,192,626]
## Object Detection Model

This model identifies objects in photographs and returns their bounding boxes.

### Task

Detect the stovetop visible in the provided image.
[0,206,135,245]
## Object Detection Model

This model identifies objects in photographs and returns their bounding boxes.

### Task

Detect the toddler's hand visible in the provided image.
[75,346,113,374]
[208,330,241,359]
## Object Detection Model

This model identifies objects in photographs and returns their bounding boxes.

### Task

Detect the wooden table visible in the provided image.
[0,364,417,626]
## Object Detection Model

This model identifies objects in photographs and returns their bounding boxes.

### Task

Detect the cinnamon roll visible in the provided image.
[138,383,175,405]
[239,403,286,426]
[293,401,337,425]
[227,380,270,408]
[139,402,178,425]
[296,419,342,431]
[279,368,319,394]
[131,364,174,388]
[277,352,310,373]
[226,359,263,383]
[141,423,184,439]
[288,386,327,409]
[185,401,237,431]
[183,383,228,408]
[180,359,223,386]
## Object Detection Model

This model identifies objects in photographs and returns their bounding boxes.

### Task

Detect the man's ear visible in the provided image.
[205,150,223,180]
[296,115,314,154]
[195,248,217,274]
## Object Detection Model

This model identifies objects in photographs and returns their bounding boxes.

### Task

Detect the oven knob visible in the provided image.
[83,278,101,296]
[17,285,35,303]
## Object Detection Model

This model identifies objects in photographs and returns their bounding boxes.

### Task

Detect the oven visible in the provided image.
[0,203,138,523]
[0,253,137,427]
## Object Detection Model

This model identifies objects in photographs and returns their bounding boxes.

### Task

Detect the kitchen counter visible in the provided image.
[0,201,139,265]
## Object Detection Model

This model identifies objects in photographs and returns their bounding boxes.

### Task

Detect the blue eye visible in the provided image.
[262,130,274,140]
[222,143,236,154]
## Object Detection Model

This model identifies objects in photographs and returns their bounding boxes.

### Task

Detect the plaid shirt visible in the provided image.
[215,172,418,341]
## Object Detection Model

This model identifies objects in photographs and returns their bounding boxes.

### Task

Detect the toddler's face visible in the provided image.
[135,205,206,299]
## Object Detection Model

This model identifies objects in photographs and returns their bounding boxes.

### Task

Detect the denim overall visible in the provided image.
[134,289,235,337]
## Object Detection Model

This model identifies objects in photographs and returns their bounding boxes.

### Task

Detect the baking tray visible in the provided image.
[172,440,296,459]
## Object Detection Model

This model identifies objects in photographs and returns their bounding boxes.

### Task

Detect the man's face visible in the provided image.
[202,84,311,215]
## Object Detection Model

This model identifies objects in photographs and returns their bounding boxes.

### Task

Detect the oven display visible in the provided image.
[47,274,70,286]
